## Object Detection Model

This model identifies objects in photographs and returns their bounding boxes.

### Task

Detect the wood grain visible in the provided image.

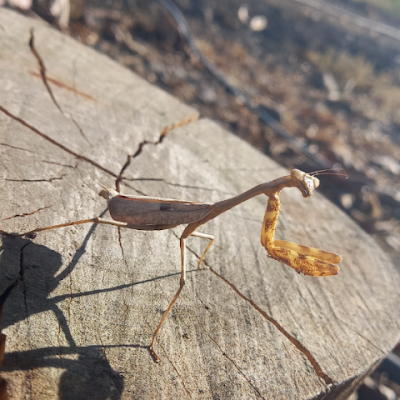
[1,8,400,400]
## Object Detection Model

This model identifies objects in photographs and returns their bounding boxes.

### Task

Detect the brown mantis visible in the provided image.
[0,169,342,362]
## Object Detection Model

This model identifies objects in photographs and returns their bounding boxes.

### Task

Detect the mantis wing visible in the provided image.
[108,195,213,226]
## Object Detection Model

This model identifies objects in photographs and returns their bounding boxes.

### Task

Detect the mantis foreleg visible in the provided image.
[274,240,341,264]
[261,192,339,276]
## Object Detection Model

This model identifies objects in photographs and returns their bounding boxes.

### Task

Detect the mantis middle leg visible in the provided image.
[261,192,339,277]
[191,231,215,268]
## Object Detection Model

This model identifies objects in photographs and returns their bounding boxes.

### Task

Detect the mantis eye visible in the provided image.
[290,169,321,197]
[290,169,303,181]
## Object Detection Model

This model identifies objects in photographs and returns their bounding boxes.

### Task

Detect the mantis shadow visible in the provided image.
[0,224,127,399]
[2,345,127,400]
[0,222,193,398]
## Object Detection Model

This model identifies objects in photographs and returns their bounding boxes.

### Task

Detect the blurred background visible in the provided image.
[1,0,400,398]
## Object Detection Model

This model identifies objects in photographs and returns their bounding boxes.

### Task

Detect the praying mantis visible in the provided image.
[0,168,342,362]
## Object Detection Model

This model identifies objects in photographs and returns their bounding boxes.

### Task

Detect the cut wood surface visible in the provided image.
[1,8,400,400]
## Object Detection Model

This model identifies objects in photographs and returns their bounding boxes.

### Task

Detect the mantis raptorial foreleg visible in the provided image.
[261,192,340,276]
[273,240,342,264]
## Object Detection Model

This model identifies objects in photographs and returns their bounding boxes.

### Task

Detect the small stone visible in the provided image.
[340,193,355,209]
[250,15,267,31]
[238,5,249,24]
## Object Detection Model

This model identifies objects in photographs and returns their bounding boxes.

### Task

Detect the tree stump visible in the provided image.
[1,8,400,400]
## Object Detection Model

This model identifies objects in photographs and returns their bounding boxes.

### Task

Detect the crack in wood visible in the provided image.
[0,278,19,395]
[66,287,73,345]
[3,266,34,397]
[206,333,266,400]
[0,280,19,314]
[116,154,131,192]
[334,316,386,356]
[117,229,136,301]
[118,180,148,196]
[123,177,232,195]
[56,322,63,365]
[29,30,59,113]
[0,104,117,177]
[65,258,74,334]
[28,72,97,102]
[207,265,335,386]
[194,290,211,311]
[184,244,334,386]
[19,242,31,316]
[29,29,90,144]
[0,275,20,398]
[0,142,38,154]
[322,289,386,356]
[2,206,53,221]
[40,160,77,169]
[5,174,66,183]
[158,114,199,139]
[115,114,199,191]
[153,334,193,399]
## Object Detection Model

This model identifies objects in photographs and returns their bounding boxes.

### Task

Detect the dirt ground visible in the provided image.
[3,0,400,398]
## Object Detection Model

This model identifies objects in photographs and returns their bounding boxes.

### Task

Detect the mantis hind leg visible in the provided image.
[0,217,129,237]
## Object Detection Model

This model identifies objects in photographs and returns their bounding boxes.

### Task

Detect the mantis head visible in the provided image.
[290,169,320,198]
[290,167,348,198]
